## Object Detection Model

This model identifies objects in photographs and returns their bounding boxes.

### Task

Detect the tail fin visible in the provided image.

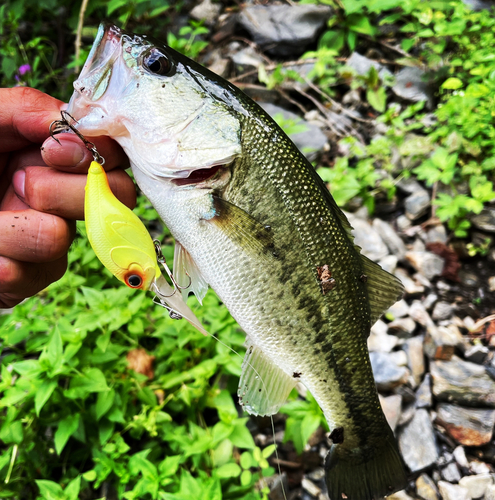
[325,433,406,500]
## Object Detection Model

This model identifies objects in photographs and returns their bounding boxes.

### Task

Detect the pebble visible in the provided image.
[437,481,471,500]
[259,103,328,161]
[469,461,490,475]
[387,299,410,319]
[370,351,409,391]
[404,336,425,386]
[458,474,493,499]
[392,67,433,103]
[379,394,402,431]
[463,345,489,364]
[430,356,495,407]
[440,462,462,483]
[238,4,333,56]
[396,176,426,194]
[486,485,495,500]
[432,301,455,321]
[423,293,439,311]
[368,322,399,353]
[458,270,479,288]
[387,491,416,500]
[349,217,389,261]
[346,51,393,80]
[405,251,445,280]
[388,317,417,338]
[268,473,289,500]
[435,403,495,446]
[453,446,469,469]
[398,409,439,472]
[416,373,433,408]
[423,224,448,245]
[395,269,425,295]
[301,478,321,497]
[424,325,464,361]
[488,276,495,292]
[416,473,439,500]
[409,300,435,328]
[397,215,412,232]
[231,46,263,70]
[378,254,398,274]
[372,219,407,260]
[405,189,431,220]
[471,207,495,233]
[190,0,222,25]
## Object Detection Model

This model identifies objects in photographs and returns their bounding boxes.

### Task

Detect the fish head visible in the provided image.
[68,23,242,181]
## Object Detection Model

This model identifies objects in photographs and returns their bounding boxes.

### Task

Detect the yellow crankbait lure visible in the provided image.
[84,161,208,335]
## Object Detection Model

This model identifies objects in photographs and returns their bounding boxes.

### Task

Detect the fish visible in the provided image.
[84,159,208,335]
[68,23,407,500]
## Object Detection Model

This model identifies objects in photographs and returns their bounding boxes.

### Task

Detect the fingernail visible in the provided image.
[13,170,26,200]
[42,137,86,167]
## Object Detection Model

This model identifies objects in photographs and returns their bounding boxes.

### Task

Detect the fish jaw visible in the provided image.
[67,23,242,181]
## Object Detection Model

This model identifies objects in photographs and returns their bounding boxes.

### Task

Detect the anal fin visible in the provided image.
[238,341,296,417]
[173,241,209,305]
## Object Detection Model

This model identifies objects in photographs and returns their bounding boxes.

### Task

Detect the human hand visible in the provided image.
[0,87,136,308]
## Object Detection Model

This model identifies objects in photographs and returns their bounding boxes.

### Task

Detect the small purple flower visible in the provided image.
[18,64,31,76]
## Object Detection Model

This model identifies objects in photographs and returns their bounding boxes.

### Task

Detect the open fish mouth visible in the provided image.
[172,164,228,187]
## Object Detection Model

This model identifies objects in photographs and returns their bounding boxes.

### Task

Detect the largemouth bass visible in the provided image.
[68,24,407,500]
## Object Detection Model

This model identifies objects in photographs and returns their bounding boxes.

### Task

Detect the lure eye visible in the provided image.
[143,49,174,77]
[126,274,143,288]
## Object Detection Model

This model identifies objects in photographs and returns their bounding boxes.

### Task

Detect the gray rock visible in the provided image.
[397,215,412,232]
[424,325,464,361]
[370,351,409,391]
[459,270,479,287]
[404,336,425,386]
[387,491,416,500]
[387,299,410,319]
[190,0,222,25]
[405,190,431,220]
[440,462,461,483]
[431,356,495,407]
[423,293,439,311]
[464,345,489,364]
[238,4,332,56]
[462,0,494,10]
[395,269,425,295]
[349,217,389,261]
[471,207,495,232]
[379,394,402,431]
[453,446,469,469]
[409,300,435,328]
[259,103,328,161]
[346,52,393,80]
[378,254,398,274]
[392,67,432,103]
[388,317,417,338]
[397,176,425,195]
[372,219,407,260]
[437,481,470,500]
[231,46,263,70]
[301,478,321,497]
[405,251,445,280]
[416,473,439,500]
[368,320,398,353]
[436,403,495,446]
[277,62,316,92]
[207,57,230,78]
[432,301,455,321]
[469,460,490,475]
[398,409,439,472]
[488,276,495,292]
[423,224,448,245]
[458,474,493,499]
[416,373,433,408]
[269,473,289,500]
[342,89,361,106]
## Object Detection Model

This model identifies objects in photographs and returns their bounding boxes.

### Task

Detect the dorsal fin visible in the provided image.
[173,241,209,305]
[238,341,296,417]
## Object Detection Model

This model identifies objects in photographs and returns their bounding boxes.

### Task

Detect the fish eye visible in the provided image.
[126,274,143,288]
[143,49,174,76]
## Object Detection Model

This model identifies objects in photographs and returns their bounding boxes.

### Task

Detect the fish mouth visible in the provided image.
[172,164,229,187]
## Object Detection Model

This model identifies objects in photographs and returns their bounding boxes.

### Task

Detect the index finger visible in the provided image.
[0,87,64,153]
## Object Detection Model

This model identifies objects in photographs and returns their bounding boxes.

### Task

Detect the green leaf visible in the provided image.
[347,13,376,36]
[35,379,58,416]
[44,328,63,368]
[95,388,115,421]
[64,368,109,399]
[35,480,65,500]
[229,419,255,449]
[442,77,463,90]
[54,414,80,455]
[367,87,387,112]
[64,476,81,500]
[215,462,241,478]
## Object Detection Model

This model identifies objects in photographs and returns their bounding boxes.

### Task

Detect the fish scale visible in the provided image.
[68,23,407,500]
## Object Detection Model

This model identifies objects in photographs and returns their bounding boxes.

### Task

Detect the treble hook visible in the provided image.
[153,240,192,291]
[49,110,105,165]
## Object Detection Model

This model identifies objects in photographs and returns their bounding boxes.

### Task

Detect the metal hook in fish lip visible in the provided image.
[153,239,192,291]
[151,295,183,320]
[49,111,106,165]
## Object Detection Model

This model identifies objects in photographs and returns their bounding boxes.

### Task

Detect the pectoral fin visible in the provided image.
[173,241,209,305]
[238,341,296,417]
